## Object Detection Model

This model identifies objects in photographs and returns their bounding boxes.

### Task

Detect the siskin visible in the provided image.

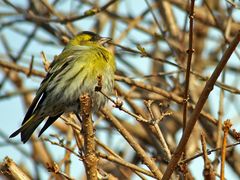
[10,31,115,143]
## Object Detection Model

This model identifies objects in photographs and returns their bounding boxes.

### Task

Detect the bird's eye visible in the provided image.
[90,35,100,41]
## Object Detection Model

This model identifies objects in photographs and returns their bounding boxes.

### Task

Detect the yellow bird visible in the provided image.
[10,31,115,143]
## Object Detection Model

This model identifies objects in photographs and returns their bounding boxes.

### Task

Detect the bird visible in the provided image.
[10,31,116,143]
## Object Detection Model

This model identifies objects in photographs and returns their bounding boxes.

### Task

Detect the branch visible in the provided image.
[162,30,240,180]
[0,157,31,180]
[79,94,98,180]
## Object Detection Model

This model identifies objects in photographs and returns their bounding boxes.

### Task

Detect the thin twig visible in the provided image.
[181,141,240,164]
[182,1,195,172]
[200,133,215,180]
[101,108,163,179]
[220,120,232,180]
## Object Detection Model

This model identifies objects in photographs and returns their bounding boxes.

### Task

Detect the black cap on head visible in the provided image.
[80,31,98,36]
[78,31,101,41]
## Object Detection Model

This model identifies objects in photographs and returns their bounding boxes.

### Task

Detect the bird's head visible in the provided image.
[68,31,112,46]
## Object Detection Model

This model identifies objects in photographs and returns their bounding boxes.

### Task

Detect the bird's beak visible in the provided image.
[99,37,112,45]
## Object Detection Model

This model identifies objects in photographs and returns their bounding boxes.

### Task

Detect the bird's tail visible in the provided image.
[10,114,44,143]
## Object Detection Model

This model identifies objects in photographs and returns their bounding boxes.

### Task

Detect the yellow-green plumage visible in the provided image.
[10,31,115,143]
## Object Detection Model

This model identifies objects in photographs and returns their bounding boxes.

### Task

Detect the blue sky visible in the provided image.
[1,0,240,179]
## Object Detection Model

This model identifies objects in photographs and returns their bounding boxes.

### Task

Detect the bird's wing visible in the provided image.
[22,76,50,125]
[22,47,83,125]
